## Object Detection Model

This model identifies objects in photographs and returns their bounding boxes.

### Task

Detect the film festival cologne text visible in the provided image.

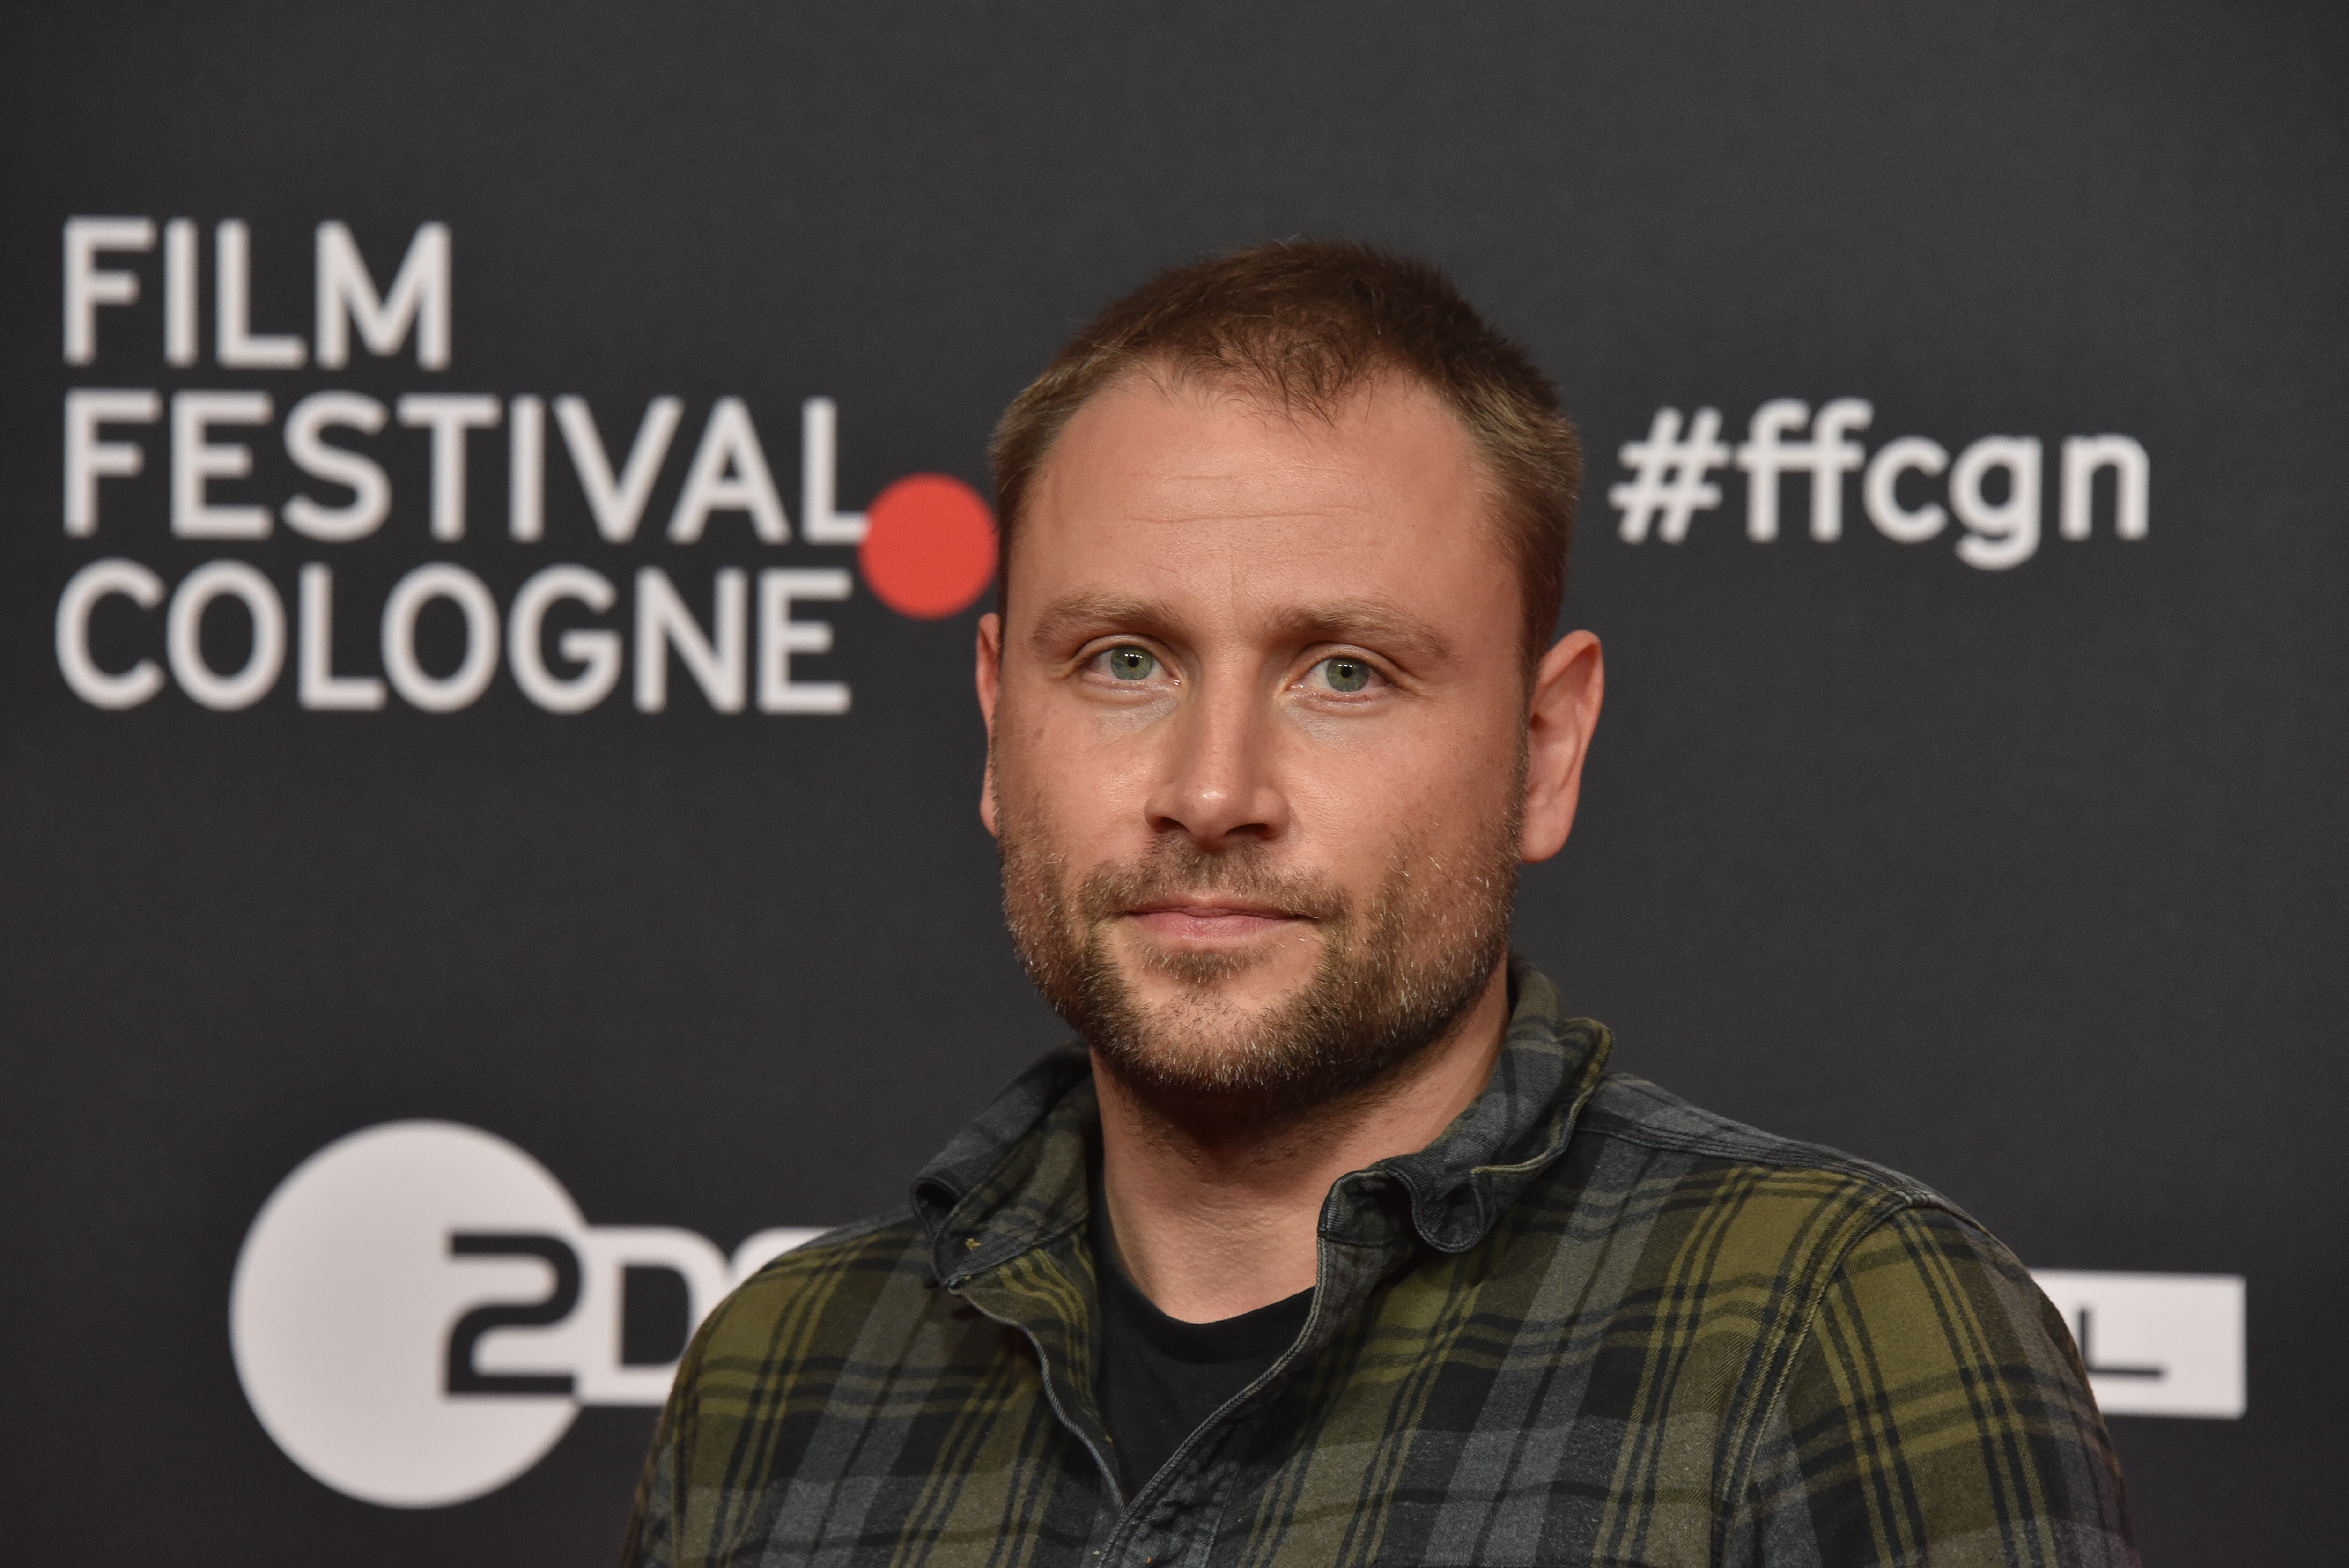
[53,215,1002,722]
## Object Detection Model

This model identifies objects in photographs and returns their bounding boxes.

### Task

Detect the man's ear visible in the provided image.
[975,612,1004,837]
[1519,630,1603,863]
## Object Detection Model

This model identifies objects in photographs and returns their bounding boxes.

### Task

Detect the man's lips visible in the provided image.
[1122,900,1313,942]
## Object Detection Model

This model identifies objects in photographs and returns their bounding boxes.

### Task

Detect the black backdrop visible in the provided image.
[5,2,2343,1561]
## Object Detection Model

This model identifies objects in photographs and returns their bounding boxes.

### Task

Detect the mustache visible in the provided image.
[1075,840,1354,927]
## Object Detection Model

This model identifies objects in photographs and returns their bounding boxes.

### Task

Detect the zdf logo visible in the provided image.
[229,1121,821,1508]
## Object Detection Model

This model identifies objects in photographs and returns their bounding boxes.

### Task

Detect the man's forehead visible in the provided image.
[1013,372,1511,606]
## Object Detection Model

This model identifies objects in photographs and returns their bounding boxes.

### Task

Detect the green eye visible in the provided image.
[1105,647,1157,681]
[1320,658,1371,693]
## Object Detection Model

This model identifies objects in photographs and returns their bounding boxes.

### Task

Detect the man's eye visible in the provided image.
[1316,657,1373,694]
[1101,647,1158,681]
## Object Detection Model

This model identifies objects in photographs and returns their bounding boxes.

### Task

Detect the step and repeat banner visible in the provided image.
[4,4,2339,1563]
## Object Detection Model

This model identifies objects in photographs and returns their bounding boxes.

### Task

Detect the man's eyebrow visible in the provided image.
[1027,593,1168,651]
[1026,592,1455,664]
[1268,600,1456,664]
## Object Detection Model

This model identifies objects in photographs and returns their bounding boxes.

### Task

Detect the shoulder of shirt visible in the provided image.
[1556,1072,2047,1394]
[1573,1068,1987,1235]
[739,1205,929,1283]
[692,1207,932,1344]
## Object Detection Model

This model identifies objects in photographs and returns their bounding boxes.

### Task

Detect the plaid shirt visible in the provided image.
[626,962,2136,1567]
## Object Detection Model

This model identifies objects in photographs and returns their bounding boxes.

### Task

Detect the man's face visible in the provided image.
[978,371,1540,1114]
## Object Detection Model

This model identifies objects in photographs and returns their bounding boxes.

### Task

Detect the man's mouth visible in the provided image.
[1121,897,1314,944]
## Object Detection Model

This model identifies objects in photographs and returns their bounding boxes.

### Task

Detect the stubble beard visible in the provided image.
[997,757,1524,1126]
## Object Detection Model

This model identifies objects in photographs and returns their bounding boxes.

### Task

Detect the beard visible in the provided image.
[997,765,1523,1123]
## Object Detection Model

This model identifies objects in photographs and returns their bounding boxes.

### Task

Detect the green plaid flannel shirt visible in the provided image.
[626,962,2135,1566]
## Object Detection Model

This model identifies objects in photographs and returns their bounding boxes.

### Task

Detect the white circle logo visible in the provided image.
[230,1122,584,1507]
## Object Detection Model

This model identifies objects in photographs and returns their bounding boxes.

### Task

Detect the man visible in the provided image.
[625,243,2135,1567]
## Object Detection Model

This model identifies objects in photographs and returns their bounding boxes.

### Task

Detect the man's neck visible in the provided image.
[1091,961,1513,1324]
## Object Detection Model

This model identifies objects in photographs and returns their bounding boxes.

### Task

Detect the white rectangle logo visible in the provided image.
[2030,1270,2246,1419]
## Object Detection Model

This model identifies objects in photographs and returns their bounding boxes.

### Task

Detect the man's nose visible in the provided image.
[1143,673,1288,849]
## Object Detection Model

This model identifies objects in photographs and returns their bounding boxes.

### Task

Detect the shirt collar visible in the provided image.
[910,956,1613,1285]
[1372,960,1612,1252]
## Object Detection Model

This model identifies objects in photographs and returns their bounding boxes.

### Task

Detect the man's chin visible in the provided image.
[1104,920,1321,1002]
[1065,906,1504,1120]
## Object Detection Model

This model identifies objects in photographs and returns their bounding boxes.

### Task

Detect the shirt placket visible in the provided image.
[955,1177,1422,1568]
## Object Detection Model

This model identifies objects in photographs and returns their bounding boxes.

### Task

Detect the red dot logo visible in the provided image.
[857,474,997,619]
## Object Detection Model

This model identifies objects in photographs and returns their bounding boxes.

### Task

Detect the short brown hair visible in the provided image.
[988,240,1581,662]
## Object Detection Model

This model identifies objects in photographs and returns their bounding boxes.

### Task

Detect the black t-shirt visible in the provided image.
[1090,1178,1314,1497]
